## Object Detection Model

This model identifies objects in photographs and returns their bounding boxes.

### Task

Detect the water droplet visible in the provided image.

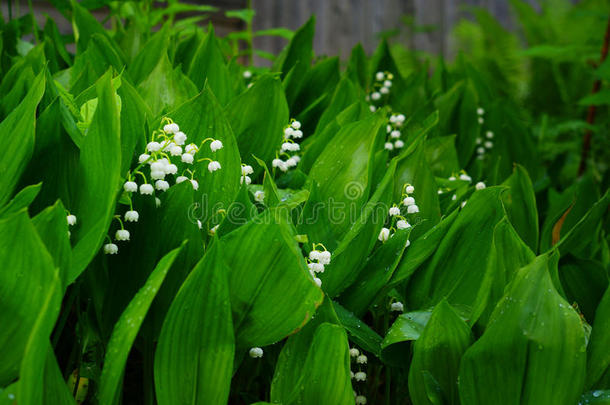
[593,390,603,398]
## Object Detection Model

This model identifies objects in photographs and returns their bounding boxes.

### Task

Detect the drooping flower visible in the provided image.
[249,347,263,358]
[190,180,199,190]
[394,140,404,148]
[184,143,198,154]
[378,227,390,242]
[155,180,170,191]
[475,181,486,190]
[124,181,138,193]
[391,301,404,312]
[103,243,118,254]
[67,214,77,226]
[138,154,150,163]
[124,210,139,222]
[254,190,265,203]
[384,142,394,150]
[181,153,194,164]
[241,165,254,176]
[405,185,415,194]
[115,229,130,241]
[174,131,187,145]
[389,206,400,216]
[349,348,360,357]
[207,161,221,172]
[407,205,419,214]
[140,184,154,195]
[403,197,415,206]
[210,139,223,152]
[357,354,367,364]
[354,372,367,382]
[176,176,188,184]
[396,220,410,230]
[146,141,161,152]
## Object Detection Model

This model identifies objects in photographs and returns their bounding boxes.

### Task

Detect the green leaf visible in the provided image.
[587,285,610,389]
[117,79,151,175]
[333,301,383,357]
[425,135,460,177]
[128,24,170,85]
[225,9,255,24]
[501,164,539,252]
[346,43,368,89]
[154,243,234,405]
[254,28,294,39]
[187,26,233,104]
[69,71,122,282]
[0,183,41,219]
[409,300,473,405]
[273,16,315,79]
[225,74,288,173]
[314,75,359,134]
[220,210,323,347]
[0,70,45,206]
[459,253,587,405]
[216,186,257,237]
[99,245,183,405]
[405,187,506,322]
[381,310,432,366]
[0,210,57,386]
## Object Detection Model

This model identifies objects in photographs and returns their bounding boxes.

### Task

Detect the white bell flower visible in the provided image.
[124,210,139,222]
[378,227,390,242]
[407,204,419,214]
[67,215,77,226]
[318,250,331,265]
[190,180,199,190]
[405,185,415,194]
[165,164,178,175]
[384,142,394,150]
[391,302,404,312]
[403,197,415,206]
[284,127,294,137]
[249,347,263,358]
[155,180,170,191]
[390,130,401,139]
[184,143,198,154]
[395,140,404,148]
[375,71,384,81]
[350,348,360,357]
[124,181,138,193]
[254,190,265,202]
[150,170,165,180]
[240,175,252,185]
[103,243,118,254]
[371,92,381,100]
[475,181,486,190]
[210,139,223,152]
[115,229,130,241]
[241,165,254,176]
[139,184,154,195]
[138,153,150,163]
[208,161,221,172]
[486,131,494,139]
[292,129,303,138]
[291,120,301,130]
[176,176,188,184]
[389,206,400,216]
[459,174,472,182]
[243,70,252,79]
[181,153,194,164]
[396,220,410,229]
[357,354,367,364]
[354,372,367,382]
[170,145,182,156]
[146,141,161,152]
[174,131,187,145]
[380,86,389,94]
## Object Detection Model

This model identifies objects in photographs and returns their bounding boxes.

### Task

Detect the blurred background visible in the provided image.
[1,0,577,65]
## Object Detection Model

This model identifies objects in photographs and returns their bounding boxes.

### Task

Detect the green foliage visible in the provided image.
[0,1,608,404]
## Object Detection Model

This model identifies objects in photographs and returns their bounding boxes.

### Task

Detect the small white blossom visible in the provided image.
[390,130,401,139]
[309,250,321,261]
[396,220,410,230]
[155,180,170,191]
[150,161,165,172]
[240,175,252,185]
[449,176,456,181]
[190,180,199,190]
[285,157,298,167]
[208,161,221,172]
[386,125,392,133]
[405,185,415,194]
[354,372,367,382]
[146,141,161,152]
[165,164,178,175]
[477,147,486,155]
[151,170,165,180]
[477,107,485,115]
[461,201,467,208]
[170,145,182,156]
[349,348,360,357]
[313,277,322,287]
[396,114,405,123]
[403,197,415,206]
[138,153,150,163]
[254,191,265,203]
[115,229,130,241]
[476,138,482,145]
[451,194,457,201]
[391,301,404,312]
[475,181,486,190]
[249,347,263,358]
[185,143,198,154]
[389,115,397,124]
[375,71,385,81]
[383,80,392,88]
[389,206,400,216]
[210,140,223,152]
[318,250,331,265]
[284,127,294,137]
[484,141,493,149]
[241,165,254,176]
[174,131,187,145]
[124,210,139,222]
[140,184,154,195]
[394,140,404,148]
[357,354,367,364]
[407,205,419,214]
[124,181,138,193]
[292,129,303,138]
[406,240,411,247]
[378,227,390,242]
[66,214,77,226]
[243,70,252,79]
[371,92,381,100]
[369,105,376,112]
[292,155,301,163]
[176,176,188,184]
[486,131,494,139]
[380,86,390,95]
[355,396,367,405]
[459,174,472,182]
[197,220,202,229]
[291,120,301,130]
[308,262,325,273]
[210,224,219,235]
[384,142,394,150]
[181,153,194,164]
[104,243,118,254]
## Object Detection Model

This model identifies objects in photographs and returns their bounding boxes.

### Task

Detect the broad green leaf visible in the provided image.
[425,135,460,177]
[501,164,539,252]
[220,210,323,347]
[405,187,506,321]
[225,74,288,173]
[72,1,123,57]
[254,28,294,39]
[69,71,122,282]
[138,52,197,115]
[273,16,314,79]
[252,156,281,207]
[31,201,72,288]
[154,243,234,405]
[289,56,340,123]
[578,390,610,404]
[409,300,473,405]
[459,253,587,405]
[314,75,359,134]
[301,112,386,249]
[128,24,170,85]
[341,228,412,316]
[587,285,610,389]
[99,245,183,405]
[333,301,383,357]
[117,79,151,175]
[0,70,45,206]
[0,183,41,218]
[381,310,432,366]
[0,210,57,386]
[187,26,233,104]
[559,257,608,322]
[216,186,257,237]
[346,43,368,89]
[70,34,124,95]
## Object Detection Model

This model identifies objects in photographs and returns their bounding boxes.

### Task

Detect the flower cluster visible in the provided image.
[272,120,302,172]
[378,184,418,244]
[384,112,406,151]
[103,118,223,255]
[475,130,494,160]
[307,244,331,288]
[350,347,368,404]
[366,71,393,112]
